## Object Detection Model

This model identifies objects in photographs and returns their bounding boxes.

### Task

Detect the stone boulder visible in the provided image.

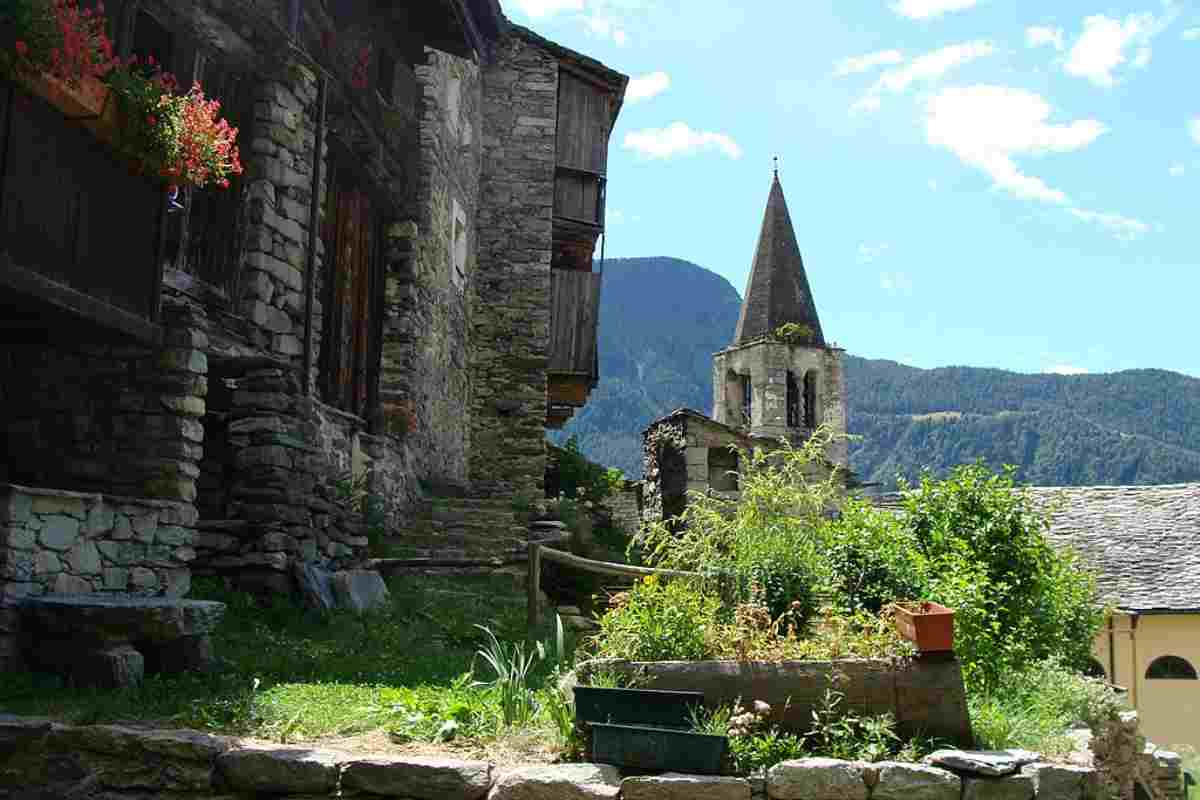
[768,758,870,800]
[873,762,961,800]
[1021,762,1097,800]
[216,746,342,794]
[487,764,620,800]
[962,773,1036,800]
[622,772,751,800]
[342,755,492,799]
[293,562,336,611]
[332,569,390,613]
[925,749,1041,776]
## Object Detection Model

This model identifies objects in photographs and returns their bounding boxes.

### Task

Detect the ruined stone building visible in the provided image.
[0,0,627,621]
[641,171,847,522]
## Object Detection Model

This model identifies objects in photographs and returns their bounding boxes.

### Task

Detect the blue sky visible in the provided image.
[504,0,1199,378]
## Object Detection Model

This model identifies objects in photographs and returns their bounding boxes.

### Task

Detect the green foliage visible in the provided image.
[595,576,721,661]
[554,436,621,503]
[473,624,545,728]
[772,322,815,345]
[970,658,1127,756]
[825,499,927,615]
[899,463,1104,690]
[635,431,844,627]
[730,728,809,773]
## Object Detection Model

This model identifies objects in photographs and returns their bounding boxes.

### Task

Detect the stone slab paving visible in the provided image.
[622,772,752,800]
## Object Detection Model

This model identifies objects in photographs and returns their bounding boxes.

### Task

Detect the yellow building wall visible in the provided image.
[1095,613,1200,751]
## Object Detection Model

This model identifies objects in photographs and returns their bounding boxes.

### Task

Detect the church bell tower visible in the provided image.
[711,165,847,466]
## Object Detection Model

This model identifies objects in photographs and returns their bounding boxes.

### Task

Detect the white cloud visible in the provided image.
[623,122,743,160]
[606,209,626,225]
[509,0,584,18]
[834,49,905,77]
[1026,26,1065,51]
[858,243,891,263]
[1065,12,1169,87]
[1183,27,1200,40]
[625,71,670,103]
[856,41,994,111]
[1169,163,1186,176]
[879,271,914,294]
[1068,207,1152,240]
[1191,117,1200,144]
[928,178,939,191]
[1048,364,1089,375]
[892,0,979,20]
[925,86,1106,204]
[584,15,629,46]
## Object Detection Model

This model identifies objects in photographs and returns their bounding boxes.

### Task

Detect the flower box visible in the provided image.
[892,600,955,652]
[19,70,110,120]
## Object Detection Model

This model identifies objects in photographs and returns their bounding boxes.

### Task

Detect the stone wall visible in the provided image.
[237,57,327,370]
[0,303,208,504]
[469,29,559,498]
[377,50,482,484]
[609,482,644,536]
[2,714,1176,800]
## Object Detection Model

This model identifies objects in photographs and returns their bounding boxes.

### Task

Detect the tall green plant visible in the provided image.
[473,624,543,727]
[899,463,1103,690]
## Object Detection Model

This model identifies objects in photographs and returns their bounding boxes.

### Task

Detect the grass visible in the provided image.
[0,574,574,755]
[968,658,1129,758]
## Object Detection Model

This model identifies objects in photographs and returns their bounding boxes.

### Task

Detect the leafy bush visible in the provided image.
[554,436,623,503]
[899,463,1103,690]
[595,576,720,661]
[970,657,1127,756]
[825,499,927,615]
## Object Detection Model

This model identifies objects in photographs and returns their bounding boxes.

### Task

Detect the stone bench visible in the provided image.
[19,594,225,688]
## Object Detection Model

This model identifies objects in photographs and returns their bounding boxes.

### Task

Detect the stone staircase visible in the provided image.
[383,496,534,560]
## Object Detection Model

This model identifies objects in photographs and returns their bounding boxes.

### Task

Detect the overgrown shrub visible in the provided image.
[899,464,1103,690]
[553,436,623,503]
[595,576,720,661]
[970,657,1127,756]
[825,499,927,615]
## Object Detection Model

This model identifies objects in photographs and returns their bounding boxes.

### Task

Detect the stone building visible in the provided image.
[0,0,627,620]
[641,170,847,523]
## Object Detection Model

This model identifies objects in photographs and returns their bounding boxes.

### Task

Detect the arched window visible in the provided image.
[786,371,800,428]
[741,375,752,424]
[1145,655,1199,680]
[1084,658,1107,680]
[802,371,818,429]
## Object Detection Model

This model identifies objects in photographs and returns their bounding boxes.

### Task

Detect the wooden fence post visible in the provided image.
[527,541,542,636]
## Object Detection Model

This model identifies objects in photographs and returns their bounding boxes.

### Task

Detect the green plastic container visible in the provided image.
[590,722,729,775]
[573,686,704,728]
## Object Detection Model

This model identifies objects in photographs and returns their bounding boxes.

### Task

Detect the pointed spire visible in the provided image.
[732,172,826,346]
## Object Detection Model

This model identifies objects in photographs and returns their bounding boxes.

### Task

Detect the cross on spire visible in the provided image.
[773,156,779,180]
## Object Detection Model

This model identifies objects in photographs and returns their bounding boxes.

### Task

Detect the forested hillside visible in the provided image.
[554,257,1200,489]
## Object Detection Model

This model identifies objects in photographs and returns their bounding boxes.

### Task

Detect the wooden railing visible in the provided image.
[526,540,700,632]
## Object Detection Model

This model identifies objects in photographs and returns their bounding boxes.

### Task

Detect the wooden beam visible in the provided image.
[527,541,542,635]
[539,545,700,580]
[0,253,163,345]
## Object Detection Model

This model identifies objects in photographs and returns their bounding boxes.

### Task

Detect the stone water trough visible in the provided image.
[18,593,226,688]
[574,654,974,747]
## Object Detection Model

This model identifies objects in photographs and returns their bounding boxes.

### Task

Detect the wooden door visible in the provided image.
[321,168,375,416]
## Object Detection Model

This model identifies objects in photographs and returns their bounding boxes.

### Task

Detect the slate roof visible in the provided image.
[870,484,1200,613]
[732,174,825,347]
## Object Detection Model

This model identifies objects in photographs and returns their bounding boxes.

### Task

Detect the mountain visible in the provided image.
[554,256,1200,489]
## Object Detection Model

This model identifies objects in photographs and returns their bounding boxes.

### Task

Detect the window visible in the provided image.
[786,371,800,428]
[1084,658,1107,680]
[708,447,739,492]
[741,375,752,425]
[803,371,818,429]
[1145,655,1198,680]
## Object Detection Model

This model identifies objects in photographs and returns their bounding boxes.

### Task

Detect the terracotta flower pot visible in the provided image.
[892,600,955,652]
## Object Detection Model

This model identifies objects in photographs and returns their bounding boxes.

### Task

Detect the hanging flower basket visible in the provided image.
[891,600,955,653]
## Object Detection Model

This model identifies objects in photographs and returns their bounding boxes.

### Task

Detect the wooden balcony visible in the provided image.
[548,269,601,425]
